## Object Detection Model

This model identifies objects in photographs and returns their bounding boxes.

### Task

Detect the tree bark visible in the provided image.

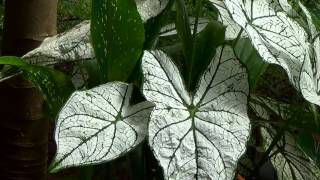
[0,0,57,179]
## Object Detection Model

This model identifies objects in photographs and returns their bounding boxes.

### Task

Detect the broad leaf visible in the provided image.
[91,0,145,82]
[23,21,94,66]
[50,82,154,172]
[141,46,250,179]
[224,0,309,90]
[210,0,247,40]
[262,127,320,180]
[0,56,74,116]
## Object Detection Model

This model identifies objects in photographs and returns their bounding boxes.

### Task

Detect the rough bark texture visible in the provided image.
[0,0,57,179]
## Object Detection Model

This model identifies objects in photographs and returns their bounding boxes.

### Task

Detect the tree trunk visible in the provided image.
[0,0,57,179]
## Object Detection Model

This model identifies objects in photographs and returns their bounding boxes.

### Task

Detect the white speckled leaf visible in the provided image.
[142,46,250,179]
[50,82,154,172]
[224,0,309,89]
[23,21,94,66]
[298,3,320,106]
[136,0,169,22]
[210,0,247,40]
[262,127,320,180]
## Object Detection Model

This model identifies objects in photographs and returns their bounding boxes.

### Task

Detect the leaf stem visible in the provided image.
[192,0,203,39]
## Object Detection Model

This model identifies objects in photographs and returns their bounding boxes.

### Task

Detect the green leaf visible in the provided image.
[234,38,268,91]
[91,0,145,82]
[0,56,74,116]
[189,21,225,92]
[0,56,28,66]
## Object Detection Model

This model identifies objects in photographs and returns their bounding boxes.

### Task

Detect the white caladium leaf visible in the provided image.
[142,46,250,179]
[23,21,94,66]
[298,3,320,106]
[136,0,169,22]
[224,0,309,90]
[50,82,154,172]
[160,17,210,37]
[210,0,247,40]
[262,127,320,180]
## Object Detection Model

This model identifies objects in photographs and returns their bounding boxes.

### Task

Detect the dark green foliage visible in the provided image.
[91,0,145,82]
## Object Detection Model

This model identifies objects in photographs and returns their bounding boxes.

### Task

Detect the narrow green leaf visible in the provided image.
[0,56,74,116]
[175,0,194,70]
[91,0,145,82]
[0,56,28,66]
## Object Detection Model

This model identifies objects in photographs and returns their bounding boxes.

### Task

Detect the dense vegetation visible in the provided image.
[0,0,320,179]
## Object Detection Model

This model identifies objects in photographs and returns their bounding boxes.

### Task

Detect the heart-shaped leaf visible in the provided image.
[224,0,309,90]
[23,21,94,66]
[50,82,154,172]
[141,46,250,179]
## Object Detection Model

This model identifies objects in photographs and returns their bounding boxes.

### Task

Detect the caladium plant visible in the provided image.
[2,0,320,179]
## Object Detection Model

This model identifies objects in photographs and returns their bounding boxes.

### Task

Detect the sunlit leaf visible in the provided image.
[262,127,320,180]
[224,0,309,90]
[91,0,145,81]
[50,82,154,172]
[136,0,169,22]
[23,21,94,66]
[210,0,247,40]
[141,45,250,179]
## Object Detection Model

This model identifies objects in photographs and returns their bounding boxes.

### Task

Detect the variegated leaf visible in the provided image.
[210,0,247,40]
[23,21,94,66]
[298,3,320,106]
[50,82,154,172]
[136,0,169,22]
[142,46,250,179]
[224,0,309,90]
